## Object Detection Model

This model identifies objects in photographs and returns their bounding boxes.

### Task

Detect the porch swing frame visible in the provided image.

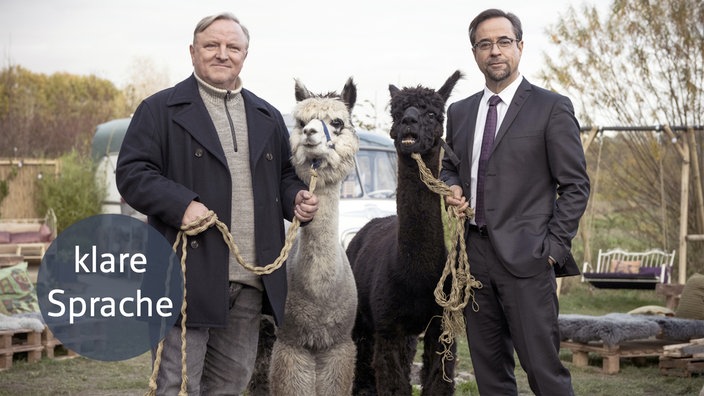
[578,125,704,289]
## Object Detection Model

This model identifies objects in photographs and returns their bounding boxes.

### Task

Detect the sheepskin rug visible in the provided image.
[559,313,704,346]
[0,312,45,332]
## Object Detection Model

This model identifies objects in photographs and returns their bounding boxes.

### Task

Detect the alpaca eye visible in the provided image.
[426,112,436,119]
[330,119,344,129]
[298,119,306,128]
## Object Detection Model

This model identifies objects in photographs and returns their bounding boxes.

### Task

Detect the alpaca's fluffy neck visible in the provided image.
[296,182,342,281]
[396,148,446,270]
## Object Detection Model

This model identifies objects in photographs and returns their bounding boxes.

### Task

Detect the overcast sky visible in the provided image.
[1,0,608,121]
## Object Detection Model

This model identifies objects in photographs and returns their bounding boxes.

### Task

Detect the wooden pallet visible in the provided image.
[0,254,23,268]
[659,356,704,377]
[0,328,43,370]
[561,338,680,374]
[42,327,78,359]
[659,338,704,377]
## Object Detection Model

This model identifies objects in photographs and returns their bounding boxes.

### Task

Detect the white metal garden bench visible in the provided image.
[581,248,676,289]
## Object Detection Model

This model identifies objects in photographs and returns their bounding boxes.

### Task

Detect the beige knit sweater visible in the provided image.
[195,74,261,290]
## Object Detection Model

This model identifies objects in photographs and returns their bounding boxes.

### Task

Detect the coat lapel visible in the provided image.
[169,75,229,168]
[165,76,282,175]
[242,90,278,167]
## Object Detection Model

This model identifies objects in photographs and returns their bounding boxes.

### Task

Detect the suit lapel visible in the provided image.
[492,79,532,152]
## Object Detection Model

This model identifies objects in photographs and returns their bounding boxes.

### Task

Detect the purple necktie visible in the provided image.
[475,95,502,227]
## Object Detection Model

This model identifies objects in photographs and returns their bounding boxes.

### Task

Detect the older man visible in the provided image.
[116,12,318,395]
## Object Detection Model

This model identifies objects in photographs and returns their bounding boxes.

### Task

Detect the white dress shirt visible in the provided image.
[469,75,524,224]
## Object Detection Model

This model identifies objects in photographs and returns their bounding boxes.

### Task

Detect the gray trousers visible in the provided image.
[464,228,574,396]
[154,282,263,396]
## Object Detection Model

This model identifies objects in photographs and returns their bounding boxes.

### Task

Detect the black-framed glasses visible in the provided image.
[473,37,519,51]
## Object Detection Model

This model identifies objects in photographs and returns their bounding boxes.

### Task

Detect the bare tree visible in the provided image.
[352,98,391,134]
[121,56,171,113]
[542,0,702,127]
[541,0,704,275]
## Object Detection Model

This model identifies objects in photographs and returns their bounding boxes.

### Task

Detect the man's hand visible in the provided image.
[445,185,469,218]
[294,190,319,222]
[182,201,209,227]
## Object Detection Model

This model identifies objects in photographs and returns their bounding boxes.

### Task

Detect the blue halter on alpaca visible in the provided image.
[312,119,335,170]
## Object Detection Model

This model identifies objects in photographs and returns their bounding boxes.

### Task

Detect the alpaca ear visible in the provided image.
[342,77,357,111]
[295,79,312,102]
[437,70,463,103]
[388,84,401,99]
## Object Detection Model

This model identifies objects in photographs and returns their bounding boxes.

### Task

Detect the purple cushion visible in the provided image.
[640,266,669,283]
[10,231,44,243]
[0,231,9,243]
[38,224,53,242]
[639,267,661,276]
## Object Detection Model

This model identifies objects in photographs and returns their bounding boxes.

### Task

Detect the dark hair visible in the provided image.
[468,9,523,46]
[193,12,250,48]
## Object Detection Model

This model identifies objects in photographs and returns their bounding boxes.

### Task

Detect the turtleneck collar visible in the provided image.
[193,72,243,98]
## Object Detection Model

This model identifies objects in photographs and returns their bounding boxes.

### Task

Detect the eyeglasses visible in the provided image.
[473,38,519,51]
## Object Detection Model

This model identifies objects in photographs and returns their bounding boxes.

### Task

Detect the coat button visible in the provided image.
[195,148,203,158]
[190,240,199,249]
[265,153,273,161]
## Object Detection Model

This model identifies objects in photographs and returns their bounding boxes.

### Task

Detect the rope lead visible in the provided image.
[410,152,482,382]
[145,168,318,395]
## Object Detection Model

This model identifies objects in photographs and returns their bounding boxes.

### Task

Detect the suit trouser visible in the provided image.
[154,282,262,396]
[464,227,573,396]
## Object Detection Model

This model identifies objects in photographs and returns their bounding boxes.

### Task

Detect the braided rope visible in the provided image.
[145,169,318,395]
[410,152,482,382]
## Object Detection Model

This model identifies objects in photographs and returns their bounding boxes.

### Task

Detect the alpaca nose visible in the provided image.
[401,107,420,125]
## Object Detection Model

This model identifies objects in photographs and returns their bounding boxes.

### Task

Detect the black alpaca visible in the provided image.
[346,71,462,396]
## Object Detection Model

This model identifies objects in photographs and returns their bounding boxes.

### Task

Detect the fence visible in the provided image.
[0,159,59,218]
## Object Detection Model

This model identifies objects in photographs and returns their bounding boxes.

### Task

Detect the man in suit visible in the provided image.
[441,8,590,395]
[116,12,318,395]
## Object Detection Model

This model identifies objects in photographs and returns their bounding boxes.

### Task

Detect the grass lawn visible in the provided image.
[1,278,703,395]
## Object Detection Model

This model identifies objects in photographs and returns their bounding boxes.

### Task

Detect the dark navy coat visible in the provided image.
[116,74,305,327]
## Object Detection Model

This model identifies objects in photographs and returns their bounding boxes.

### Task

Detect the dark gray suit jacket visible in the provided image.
[441,78,590,277]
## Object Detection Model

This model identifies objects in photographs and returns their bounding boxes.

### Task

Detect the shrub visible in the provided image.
[35,150,105,233]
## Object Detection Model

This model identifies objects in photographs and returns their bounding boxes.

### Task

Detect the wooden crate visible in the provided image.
[0,328,43,370]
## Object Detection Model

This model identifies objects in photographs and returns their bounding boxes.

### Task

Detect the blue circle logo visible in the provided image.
[36,214,183,361]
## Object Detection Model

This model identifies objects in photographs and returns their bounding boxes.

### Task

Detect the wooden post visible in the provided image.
[687,128,704,234]
[664,126,690,285]
[679,132,690,285]
[579,127,599,270]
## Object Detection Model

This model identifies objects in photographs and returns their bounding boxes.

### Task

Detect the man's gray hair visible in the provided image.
[193,12,250,48]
